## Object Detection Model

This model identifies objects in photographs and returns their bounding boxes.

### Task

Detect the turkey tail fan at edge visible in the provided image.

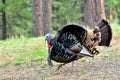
[97,19,113,47]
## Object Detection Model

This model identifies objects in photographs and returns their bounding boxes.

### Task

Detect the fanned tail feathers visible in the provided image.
[97,19,113,46]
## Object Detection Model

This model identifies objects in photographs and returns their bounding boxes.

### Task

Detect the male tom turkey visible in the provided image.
[45,19,112,70]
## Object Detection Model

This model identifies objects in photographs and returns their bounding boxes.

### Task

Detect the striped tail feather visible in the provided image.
[97,19,113,47]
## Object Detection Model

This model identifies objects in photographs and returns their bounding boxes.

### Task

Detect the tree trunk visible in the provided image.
[2,0,7,40]
[42,0,51,35]
[33,0,43,36]
[83,0,105,28]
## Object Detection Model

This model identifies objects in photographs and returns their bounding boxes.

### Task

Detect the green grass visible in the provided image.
[40,77,46,80]
[80,59,87,63]
[37,69,42,74]
[13,57,24,66]
[81,69,89,75]
[0,36,48,68]
[111,24,120,35]
[0,61,11,68]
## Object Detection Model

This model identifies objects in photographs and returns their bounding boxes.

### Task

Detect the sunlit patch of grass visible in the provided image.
[40,77,46,80]
[12,50,47,66]
[80,59,87,63]
[13,57,24,66]
[1,37,47,55]
[32,57,44,62]
[37,69,42,74]
[0,36,48,67]
[111,24,120,33]
[81,69,89,75]
[0,64,3,68]
[0,61,11,68]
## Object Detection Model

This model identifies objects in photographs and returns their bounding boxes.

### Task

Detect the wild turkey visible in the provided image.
[45,19,112,70]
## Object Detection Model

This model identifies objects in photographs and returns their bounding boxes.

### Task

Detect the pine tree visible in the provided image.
[42,0,51,35]
[33,0,43,36]
[1,0,6,40]
[83,0,105,28]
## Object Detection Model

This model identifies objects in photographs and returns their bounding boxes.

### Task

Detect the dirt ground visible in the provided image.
[0,56,120,80]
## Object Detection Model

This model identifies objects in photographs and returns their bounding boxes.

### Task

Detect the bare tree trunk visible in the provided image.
[83,0,105,28]
[33,0,43,36]
[42,0,51,35]
[2,0,7,40]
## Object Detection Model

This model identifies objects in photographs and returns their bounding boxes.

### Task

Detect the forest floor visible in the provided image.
[0,56,120,80]
[0,33,120,80]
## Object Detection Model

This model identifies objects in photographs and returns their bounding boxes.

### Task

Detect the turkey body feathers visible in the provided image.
[50,42,78,63]
[47,19,113,70]
[57,25,88,48]
[49,24,93,64]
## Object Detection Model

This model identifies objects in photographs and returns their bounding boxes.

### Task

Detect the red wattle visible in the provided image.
[47,40,51,48]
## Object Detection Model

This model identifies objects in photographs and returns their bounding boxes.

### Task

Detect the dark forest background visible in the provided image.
[0,0,120,40]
